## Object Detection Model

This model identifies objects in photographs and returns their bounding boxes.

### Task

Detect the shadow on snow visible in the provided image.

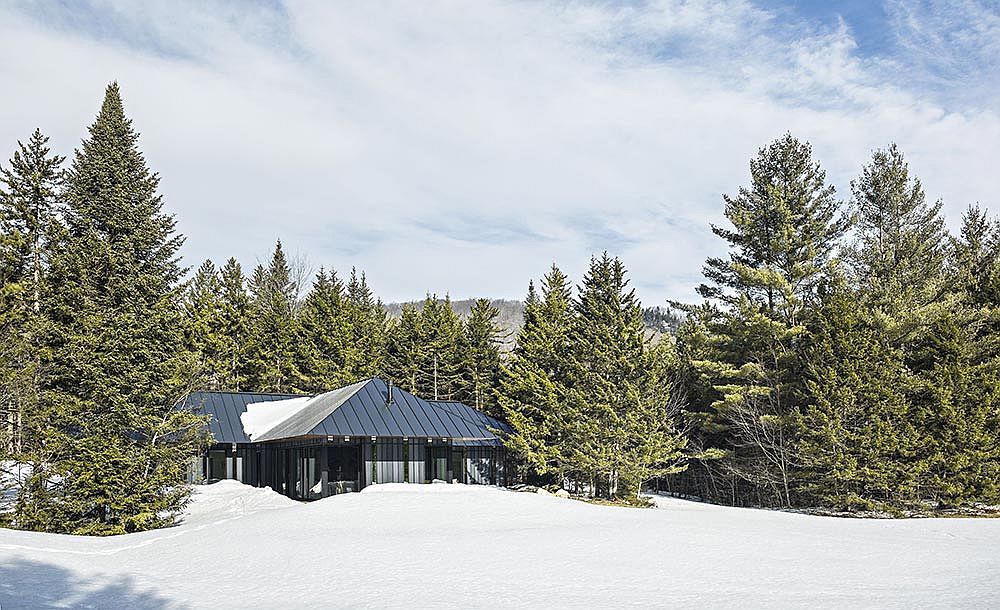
[0,558,183,610]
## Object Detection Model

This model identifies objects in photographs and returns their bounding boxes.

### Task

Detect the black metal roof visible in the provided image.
[183,391,303,444]
[184,378,509,446]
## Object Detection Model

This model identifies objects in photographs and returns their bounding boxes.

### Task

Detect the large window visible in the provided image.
[327,445,359,494]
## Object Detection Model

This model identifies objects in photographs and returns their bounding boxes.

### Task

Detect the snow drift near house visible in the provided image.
[1,483,998,609]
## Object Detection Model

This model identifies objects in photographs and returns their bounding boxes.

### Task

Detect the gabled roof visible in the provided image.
[185,378,508,446]
[247,379,370,442]
[182,391,303,444]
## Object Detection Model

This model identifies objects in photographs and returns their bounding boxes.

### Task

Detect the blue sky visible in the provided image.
[1,1,998,305]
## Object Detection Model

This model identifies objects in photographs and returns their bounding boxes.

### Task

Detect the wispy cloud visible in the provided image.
[0,0,997,306]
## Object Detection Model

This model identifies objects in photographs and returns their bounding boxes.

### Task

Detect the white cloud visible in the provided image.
[0,0,997,306]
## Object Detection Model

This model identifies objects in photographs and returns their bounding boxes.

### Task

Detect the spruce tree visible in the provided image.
[297,267,351,391]
[501,258,687,498]
[343,268,387,379]
[417,295,464,400]
[17,83,206,534]
[217,258,251,390]
[0,129,64,458]
[385,295,463,400]
[565,253,686,499]
[906,313,1000,506]
[183,259,226,389]
[244,241,302,392]
[458,298,504,415]
[384,303,425,393]
[499,266,577,485]
[797,284,923,509]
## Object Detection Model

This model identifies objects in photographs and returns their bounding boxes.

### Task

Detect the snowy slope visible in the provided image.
[1,483,998,609]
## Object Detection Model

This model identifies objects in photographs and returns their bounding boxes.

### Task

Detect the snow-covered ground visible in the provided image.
[1,482,998,609]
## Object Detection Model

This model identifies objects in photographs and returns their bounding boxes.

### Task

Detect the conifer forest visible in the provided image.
[2,83,999,534]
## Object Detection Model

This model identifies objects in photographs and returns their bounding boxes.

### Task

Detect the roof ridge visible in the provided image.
[252,378,375,442]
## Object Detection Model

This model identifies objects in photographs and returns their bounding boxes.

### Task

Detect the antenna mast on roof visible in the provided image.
[433,353,438,401]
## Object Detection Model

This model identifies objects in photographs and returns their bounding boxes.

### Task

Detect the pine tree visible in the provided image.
[699,133,850,324]
[953,205,1000,309]
[458,298,504,415]
[848,143,950,336]
[217,258,251,390]
[183,259,226,389]
[17,83,206,535]
[683,134,848,506]
[500,266,578,486]
[244,241,302,392]
[797,284,923,510]
[0,129,64,457]
[952,205,1000,359]
[384,303,425,393]
[343,268,387,380]
[297,267,351,391]
[565,253,687,499]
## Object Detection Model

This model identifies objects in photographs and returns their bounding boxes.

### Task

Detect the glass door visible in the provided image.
[427,446,449,482]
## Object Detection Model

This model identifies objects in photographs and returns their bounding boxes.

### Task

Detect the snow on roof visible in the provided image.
[248,379,371,442]
[241,395,313,441]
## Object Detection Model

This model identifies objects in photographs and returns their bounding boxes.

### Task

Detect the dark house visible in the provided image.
[182,377,512,499]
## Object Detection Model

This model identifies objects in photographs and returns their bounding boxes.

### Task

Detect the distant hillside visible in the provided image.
[383,299,682,350]
[383,299,524,349]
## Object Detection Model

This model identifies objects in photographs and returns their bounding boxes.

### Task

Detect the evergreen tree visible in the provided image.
[216,258,251,390]
[683,134,848,506]
[343,268,387,380]
[244,241,302,392]
[501,258,687,499]
[183,259,226,389]
[385,295,463,400]
[797,284,923,509]
[566,254,687,498]
[906,313,1000,506]
[847,143,950,335]
[699,133,850,324]
[417,295,464,400]
[458,298,504,415]
[384,303,425,393]
[17,83,206,534]
[0,129,64,457]
[499,266,575,484]
[297,267,351,391]
[952,206,1000,358]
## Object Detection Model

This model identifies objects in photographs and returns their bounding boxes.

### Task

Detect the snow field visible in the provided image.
[1,481,998,609]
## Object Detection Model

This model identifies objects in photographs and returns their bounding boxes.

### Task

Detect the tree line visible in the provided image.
[669,135,1000,511]
[2,84,998,534]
